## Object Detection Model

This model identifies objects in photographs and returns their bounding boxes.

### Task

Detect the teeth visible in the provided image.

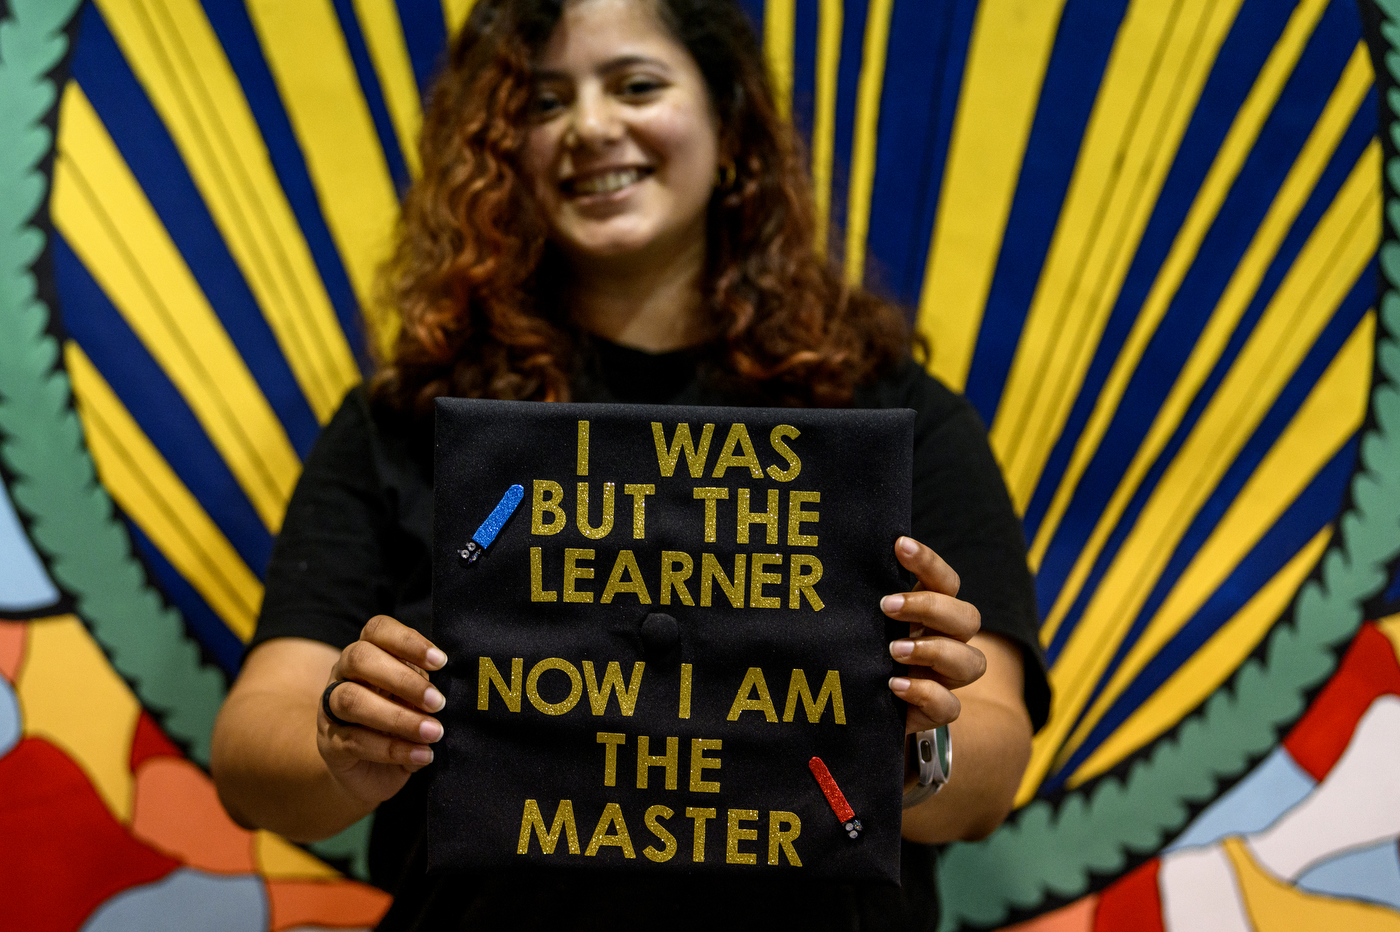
[571,168,643,195]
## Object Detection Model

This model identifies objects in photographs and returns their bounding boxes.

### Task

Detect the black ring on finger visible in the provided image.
[321,679,355,728]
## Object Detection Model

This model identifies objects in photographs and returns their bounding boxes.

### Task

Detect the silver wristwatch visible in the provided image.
[902,725,951,809]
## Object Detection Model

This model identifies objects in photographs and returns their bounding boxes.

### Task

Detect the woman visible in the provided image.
[211,0,1048,928]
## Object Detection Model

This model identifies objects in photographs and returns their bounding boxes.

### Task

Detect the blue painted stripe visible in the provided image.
[125,520,245,677]
[737,0,765,33]
[52,234,275,581]
[827,0,870,257]
[331,0,411,192]
[1041,49,1374,659]
[1051,434,1358,787]
[71,5,321,458]
[961,0,1132,422]
[1051,261,1373,763]
[1022,0,1308,540]
[863,0,978,307]
[790,0,819,144]
[395,0,449,93]
[201,1,370,371]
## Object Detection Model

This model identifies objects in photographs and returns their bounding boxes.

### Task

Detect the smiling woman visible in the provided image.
[209,1,1048,930]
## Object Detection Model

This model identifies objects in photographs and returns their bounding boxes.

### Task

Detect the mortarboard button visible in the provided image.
[639,612,680,666]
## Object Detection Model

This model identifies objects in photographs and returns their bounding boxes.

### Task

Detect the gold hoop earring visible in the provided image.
[716,162,737,189]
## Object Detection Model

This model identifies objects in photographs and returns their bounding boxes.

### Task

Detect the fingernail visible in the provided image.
[419,719,444,743]
[423,686,446,713]
[889,677,911,694]
[881,594,905,613]
[410,746,433,765]
[898,537,918,556]
[889,639,914,660]
[425,647,447,670]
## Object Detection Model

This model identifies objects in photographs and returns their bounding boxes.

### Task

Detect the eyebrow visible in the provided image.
[533,54,673,81]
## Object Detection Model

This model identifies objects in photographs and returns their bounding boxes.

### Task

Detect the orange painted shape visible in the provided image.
[0,619,26,682]
[129,756,257,874]
[995,894,1098,932]
[1094,858,1165,932]
[1283,623,1400,781]
[129,710,183,771]
[266,878,391,931]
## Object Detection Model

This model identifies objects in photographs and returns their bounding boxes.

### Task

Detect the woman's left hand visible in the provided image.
[882,536,988,734]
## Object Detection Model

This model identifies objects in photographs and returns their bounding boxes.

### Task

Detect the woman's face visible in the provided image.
[522,0,721,268]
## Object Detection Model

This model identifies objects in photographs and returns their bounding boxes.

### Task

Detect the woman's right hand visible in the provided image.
[318,614,448,806]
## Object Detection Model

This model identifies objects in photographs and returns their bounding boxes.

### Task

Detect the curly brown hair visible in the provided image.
[370,0,912,416]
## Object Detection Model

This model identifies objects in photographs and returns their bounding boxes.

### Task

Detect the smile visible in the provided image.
[562,167,653,197]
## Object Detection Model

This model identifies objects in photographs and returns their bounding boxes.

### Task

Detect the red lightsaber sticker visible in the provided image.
[808,756,862,839]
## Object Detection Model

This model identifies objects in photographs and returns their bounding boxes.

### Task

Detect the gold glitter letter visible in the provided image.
[689,738,722,792]
[596,732,626,787]
[636,734,679,790]
[788,554,824,610]
[624,483,655,538]
[585,803,636,858]
[679,663,693,719]
[782,669,845,724]
[601,550,652,605]
[727,667,777,722]
[700,553,746,608]
[530,547,557,602]
[660,551,695,606]
[768,812,802,866]
[711,423,763,479]
[726,809,759,865]
[583,660,645,716]
[576,482,615,539]
[652,422,715,477]
[737,488,779,545]
[767,425,802,481]
[748,553,782,609]
[563,548,595,603]
[577,420,590,476]
[692,487,729,542]
[477,656,523,712]
[532,480,565,535]
[526,658,583,715]
[643,805,677,862]
[786,491,820,546]
[517,799,579,855]
[686,807,717,862]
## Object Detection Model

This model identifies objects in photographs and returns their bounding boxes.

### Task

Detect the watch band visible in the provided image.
[902,724,951,810]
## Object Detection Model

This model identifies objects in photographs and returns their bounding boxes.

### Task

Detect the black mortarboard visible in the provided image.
[429,399,913,884]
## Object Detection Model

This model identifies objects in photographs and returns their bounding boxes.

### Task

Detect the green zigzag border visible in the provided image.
[0,0,371,878]
[935,8,1400,929]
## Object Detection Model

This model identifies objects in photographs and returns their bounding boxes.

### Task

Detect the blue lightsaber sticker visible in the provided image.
[458,484,524,565]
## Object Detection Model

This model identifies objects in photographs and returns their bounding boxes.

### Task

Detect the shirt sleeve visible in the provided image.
[251,388,398,652]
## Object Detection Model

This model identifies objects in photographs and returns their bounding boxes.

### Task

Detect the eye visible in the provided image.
[617,75,666,99]
[529,85,567,119]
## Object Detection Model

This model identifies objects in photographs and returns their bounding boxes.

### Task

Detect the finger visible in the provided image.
[323,680,445,745]
[888,676,961,733]
[322,721,436,770]
[880,589,981,642]
[360,615,447,672]
[888,637,986,690]
[333,639,446,714]
[894,537,960,596]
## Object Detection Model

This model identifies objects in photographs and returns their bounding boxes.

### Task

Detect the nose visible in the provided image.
[566,85,624,149]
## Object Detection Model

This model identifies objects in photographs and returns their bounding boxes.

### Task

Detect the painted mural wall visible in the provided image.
[0,0,1397,929]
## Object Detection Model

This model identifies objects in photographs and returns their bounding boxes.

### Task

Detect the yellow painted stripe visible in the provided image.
[1070,527,1332,785]
[244,0,402,360]
[1037,90,1375,652]
[1060,311,1375,770]
[843,0,894,286]
[989,0,1247,511]
[915,0,1070,392]
[1381,613,1400,660]
[1030,37,1370,572]
[764,0,796,121]
[93,0,360,424]
[1017,149,1380,803]
[66,342,263,641]
[811,0,842,256]
[352,0,423,178]
[442,0,476,36]
[53,82,300,533]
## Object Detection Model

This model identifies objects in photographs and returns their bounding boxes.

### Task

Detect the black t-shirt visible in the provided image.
[253,342,1049,931]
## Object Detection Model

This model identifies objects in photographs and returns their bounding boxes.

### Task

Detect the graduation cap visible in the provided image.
[429,399,913,883]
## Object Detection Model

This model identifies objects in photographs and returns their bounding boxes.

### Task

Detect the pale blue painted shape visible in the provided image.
[1296,840,1400,912]
[0,674,18,759]
[81,869,267,932]
[0,479,60,612]
[1167,748,1316,851]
